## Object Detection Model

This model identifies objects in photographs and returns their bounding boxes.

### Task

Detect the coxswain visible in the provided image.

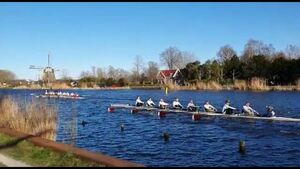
[135,96,144,107]
[173,98,183,109]
[146,97,156,107]
[242,102,260,116]
[222,100,237,114]
[159,99,169,109]
[203,101,218,113]
[187,100,197,112]
[264,105,276,117]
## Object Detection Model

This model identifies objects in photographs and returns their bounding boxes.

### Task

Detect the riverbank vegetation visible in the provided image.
[0,133,104,167]
[1,39,300,91]
[0,96,57,141]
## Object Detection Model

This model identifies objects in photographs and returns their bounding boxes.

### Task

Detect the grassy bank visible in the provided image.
[165,78,300,91]
[2,79,300,91]
[0,132,104,167]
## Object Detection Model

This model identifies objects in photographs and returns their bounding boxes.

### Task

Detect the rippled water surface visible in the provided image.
[1,89,300,166]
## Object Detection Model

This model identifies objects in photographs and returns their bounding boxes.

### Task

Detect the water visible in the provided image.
[1,89,300,167]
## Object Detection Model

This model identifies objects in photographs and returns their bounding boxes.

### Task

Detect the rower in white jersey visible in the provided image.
[146,97,156,107]
[242,102,260,116]
[159,99,169,109]
[187,99,197,111]
[203,101,218,113]
[135,96,144,107]
[172,98,183,109]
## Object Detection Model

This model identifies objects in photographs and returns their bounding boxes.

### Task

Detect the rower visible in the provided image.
[159,99,169,109]
[146,97,156,107]
[242,102,260,116]
[187,99,197,112]
[172,98,183,109]
[135,96,144,107]
[203,101,218,113]
[222,100,237,114]
[45,90,48,95]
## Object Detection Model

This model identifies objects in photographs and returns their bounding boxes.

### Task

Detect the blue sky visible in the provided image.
[0,2,300,80]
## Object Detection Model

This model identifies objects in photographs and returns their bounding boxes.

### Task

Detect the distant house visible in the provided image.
[156,68,184,85]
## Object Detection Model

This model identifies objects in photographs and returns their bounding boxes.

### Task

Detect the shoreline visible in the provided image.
[0,85,299,92]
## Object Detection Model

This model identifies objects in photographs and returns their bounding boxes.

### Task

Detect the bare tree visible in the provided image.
[117,68,130,79]
[242,39,275,60]
[132,55,144,83]
[79,70,92,78]
[179,51,196,69]
[107,65,117,79]
[285,45,300,59]
[217,45,237,62]
[61,69,72,80]
[146,61,159,84]
[160,46,182,69]
[91,66,96,77]
[96,67,107,79]
[0,69,16,82]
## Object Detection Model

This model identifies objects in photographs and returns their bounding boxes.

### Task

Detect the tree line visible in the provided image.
[1,39,300,87]
[75,39,300,87]
[181,39,300,86]
[71,47,196,87]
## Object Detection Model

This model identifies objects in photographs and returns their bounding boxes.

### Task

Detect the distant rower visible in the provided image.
[146,97,156,107]
[187,100,197,112]
[242,102,260,116]
[135,96,144,107]
[222,100,237,114]
[203,101,218,113]
[159,99,169,109]
[173,98,183,109]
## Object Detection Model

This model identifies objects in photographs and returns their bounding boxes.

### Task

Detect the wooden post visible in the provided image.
[239,140,246,154]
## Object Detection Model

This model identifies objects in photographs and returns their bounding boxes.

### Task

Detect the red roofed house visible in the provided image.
[157,68,184,85]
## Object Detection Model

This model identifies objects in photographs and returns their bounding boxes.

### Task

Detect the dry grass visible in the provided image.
[52,82,70,89]
[233,80,247,90]
[195,82,207,90]
[165,81,222,90]
[248,77,269,91]
[296,79,300,90]
[269,85,299,91]
[195,81,222,90]
[167,81,192,90]
[207,81,222,90]
[0,96,58,141]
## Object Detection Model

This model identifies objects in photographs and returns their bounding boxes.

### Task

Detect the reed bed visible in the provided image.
[52,82,70,89]
[233,80,248,90]
[0,96,58,141]
[248,77,269,91]
[164,78,300,91]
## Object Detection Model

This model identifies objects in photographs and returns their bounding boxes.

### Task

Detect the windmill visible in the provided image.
[29,53,59,88]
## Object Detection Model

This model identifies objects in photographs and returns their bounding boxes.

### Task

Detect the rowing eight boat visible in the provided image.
[108,104,300,122]
[35,94,84,99]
